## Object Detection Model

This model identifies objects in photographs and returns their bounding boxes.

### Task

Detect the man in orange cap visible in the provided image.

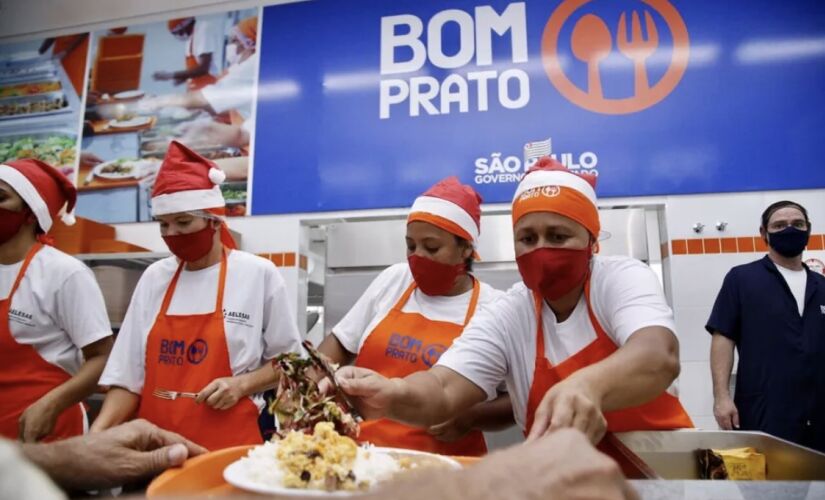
[318,177,512,456]
[153,17,219,90]
[0,159,112,443]
[92,141,302,450]
[334,158,692,444]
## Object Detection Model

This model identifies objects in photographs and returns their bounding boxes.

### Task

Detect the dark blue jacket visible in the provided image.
[707,256,825,452]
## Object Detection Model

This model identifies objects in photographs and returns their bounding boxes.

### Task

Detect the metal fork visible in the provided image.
[617,10,659,95]
[152,388,198,400]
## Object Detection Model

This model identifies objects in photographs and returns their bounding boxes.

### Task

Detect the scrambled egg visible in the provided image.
[276,422,362,491]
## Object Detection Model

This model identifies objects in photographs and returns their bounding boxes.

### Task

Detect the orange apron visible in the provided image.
[0,243,84,441]
[137,249,262,450]
[354,278,487,456]
[186,36,217,91]
[524,279,693,436]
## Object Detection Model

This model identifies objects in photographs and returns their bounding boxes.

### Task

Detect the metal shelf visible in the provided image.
[76,251,168,269]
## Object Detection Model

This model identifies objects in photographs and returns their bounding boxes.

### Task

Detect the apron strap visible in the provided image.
[5,243,44,301]
[390,281,418,312]
[532,291,549,368]
[461,276,481,327]
[582,277,612,342]
[214,248,228,313]
[159,248,228,316]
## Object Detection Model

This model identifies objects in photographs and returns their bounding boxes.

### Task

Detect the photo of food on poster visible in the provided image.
[0,33,89,181]
[76,8,258,223]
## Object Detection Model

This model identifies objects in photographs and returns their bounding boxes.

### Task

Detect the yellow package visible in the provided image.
[713,447,767,480]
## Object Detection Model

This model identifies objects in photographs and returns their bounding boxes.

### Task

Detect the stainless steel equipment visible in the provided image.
[613,430,825,480]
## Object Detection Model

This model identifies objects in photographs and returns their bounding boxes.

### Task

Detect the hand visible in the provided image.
[335,366,399,420]
[177,119,248,148]
[79,151,104,169]
[713,395,739,430]
[24,419,207,490]
[153,71,174,81]
[196,377,245,410]
[173,76,188,86]
[18,396,60,443]
[470,429,638,500]
[526,375,607,444]
[428,416,473,443]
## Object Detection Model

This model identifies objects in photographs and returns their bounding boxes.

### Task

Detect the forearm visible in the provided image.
[390,369,483,428]
[20,439,78,490]
[710,334,735,399]
[39,354,107,414]
[318,333,357,366]
[90,388,139,431]
[580,328,680,412]
[236,363,280,396]
[462,393,514,432]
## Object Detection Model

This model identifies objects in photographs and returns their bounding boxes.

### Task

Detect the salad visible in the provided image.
[0,134,76,168]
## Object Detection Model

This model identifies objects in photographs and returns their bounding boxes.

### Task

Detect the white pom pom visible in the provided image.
[208,167,226,185]
[61,211,76,226]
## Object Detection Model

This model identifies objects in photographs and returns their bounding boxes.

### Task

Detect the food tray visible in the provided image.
[612,430,825,481]
[141,144,242,160]
[0,130,77,168]
[0,65,58,85]
[0,79,62,99]
[146,445,480,498]
[0,91,68,120]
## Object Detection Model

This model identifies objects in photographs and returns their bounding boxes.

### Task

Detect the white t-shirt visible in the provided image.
[0,245,112,374]
[186,19,220,75]
[332,263,505,354]
[200,53,257,116]
[775,264,807,315]
[100,250,302,405]
[437,255,678,431]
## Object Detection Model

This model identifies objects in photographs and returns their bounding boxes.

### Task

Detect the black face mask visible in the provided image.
[766,226,810,258]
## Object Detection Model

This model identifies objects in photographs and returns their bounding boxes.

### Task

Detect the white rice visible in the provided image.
[240,441,401,491]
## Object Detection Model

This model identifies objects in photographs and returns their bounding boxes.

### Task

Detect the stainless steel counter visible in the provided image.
[631,480,825,500]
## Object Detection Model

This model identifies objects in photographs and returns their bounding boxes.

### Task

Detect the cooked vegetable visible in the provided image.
[0,134,76,167]
[269,352,360,440]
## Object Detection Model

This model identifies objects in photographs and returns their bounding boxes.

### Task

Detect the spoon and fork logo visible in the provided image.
[542,0,689,114]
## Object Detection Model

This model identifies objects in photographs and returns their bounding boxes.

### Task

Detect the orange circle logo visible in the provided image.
[541,0,690,114]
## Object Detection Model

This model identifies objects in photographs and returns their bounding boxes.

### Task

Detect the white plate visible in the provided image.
[224,447,460,497]
[108,116,152,128]
[92,159,155,180]
[113,90,145,100]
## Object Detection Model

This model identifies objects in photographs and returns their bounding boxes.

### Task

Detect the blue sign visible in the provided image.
[253,0,825,215]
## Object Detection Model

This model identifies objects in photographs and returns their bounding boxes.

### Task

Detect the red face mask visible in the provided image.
[162,224,216,262]
[408,254,466,296]
[0,207,30,245]
[516,246,591,301]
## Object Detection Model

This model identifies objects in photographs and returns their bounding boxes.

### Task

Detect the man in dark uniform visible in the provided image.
[707,201,825,452]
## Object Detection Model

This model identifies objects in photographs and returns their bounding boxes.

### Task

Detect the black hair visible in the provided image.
[760,201,810,229]
[454,235,474,272]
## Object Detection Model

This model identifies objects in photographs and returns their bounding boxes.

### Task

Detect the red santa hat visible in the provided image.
[408,176,483,248]
[0,158,77,232]
[151,140,226,216]
[512,156,600,238]
[151,141,237,248]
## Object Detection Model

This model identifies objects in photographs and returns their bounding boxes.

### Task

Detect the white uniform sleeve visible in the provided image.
[436,298,510,401]
[200,56,256,114]
[192,20,220,58]
[54,268,112,349]
[261,264,302,360]
[98,274,154,394]
[597,259,677,345]
[331,266,397,354]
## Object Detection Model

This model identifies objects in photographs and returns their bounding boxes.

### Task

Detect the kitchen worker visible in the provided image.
[318,177,512,456]
[153,17,220,90]
[708,201,825,452]
[335,158,692,443]
[141,16,259,152]
[92,141,302,450]
[0,159,113,442]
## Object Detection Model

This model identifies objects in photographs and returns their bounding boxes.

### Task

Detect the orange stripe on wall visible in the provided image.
[668,234,825,255]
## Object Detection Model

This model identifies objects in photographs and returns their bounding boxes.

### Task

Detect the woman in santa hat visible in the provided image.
[92,141,302,450]
[334,158,693,445]
[0,159,113,442]
[318,177,512,456]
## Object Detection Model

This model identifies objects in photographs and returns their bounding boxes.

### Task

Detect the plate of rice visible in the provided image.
[224,422,460,496]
